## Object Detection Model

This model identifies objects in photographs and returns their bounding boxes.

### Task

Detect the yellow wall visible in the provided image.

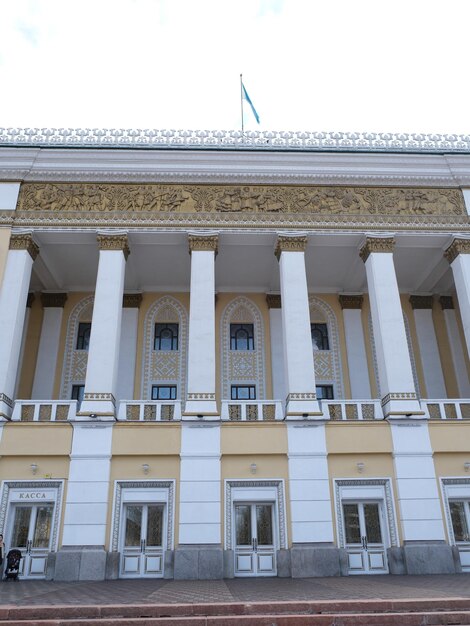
[112,424,181,455]
[221,422,287,455]
[326,422,392,454]
[17,296,43,399]
[0,423,72,456]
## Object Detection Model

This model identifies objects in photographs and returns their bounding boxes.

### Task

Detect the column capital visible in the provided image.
[444,238,470,264]
[266,294,282,309]
[97,233,130,260]
[274,235,308,261]
[409,295,434,310]
[26,293,35,308]
[9,233,39,261]
[187,233,218,255]
[439,295,454,310]
[359,236,395,263]
[123,293,143,308]
[339,294,363,309]
[40,292,68,308]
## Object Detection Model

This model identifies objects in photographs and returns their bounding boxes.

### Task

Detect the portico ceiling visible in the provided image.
[29,230,456,296]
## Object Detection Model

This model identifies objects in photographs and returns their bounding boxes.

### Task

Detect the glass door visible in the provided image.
[343,501,388,574]
[234,503,276,576]
[120,503,165,578]
[449,500,470,571]
[8,504,54,578]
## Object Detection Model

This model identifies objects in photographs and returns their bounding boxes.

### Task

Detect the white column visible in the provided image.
[360,237,421,417]
[410,296,447,399]
[116,294,142,402]
[184,234,218,417]
[79,233,129,419]
[31,293,67,399]
[0,233,39,419]
[445,238,470,358]
[440,296,470,396]
[266,294,286,402]
[339,295,371,399]
[390,421,446,542]
[275,235,320,417]
[287,423,333,544]
[179,423,221,544]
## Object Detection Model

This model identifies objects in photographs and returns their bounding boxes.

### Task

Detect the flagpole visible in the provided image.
[240,73,244,137]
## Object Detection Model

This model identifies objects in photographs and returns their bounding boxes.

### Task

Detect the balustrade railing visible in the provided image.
[320,399,383,421]
[117,400,182,421]
[221,400,284,421]
[421,399,470,420]
[11,400,78,422]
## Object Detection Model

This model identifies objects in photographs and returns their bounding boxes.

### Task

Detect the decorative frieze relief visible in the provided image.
[188,234,218,254]
[83,392,116,403]
[359,237,395,263]
[444,238,470,264]
[41,292,68,308]
[338,294,363,309]
[409,295,434,310]
[9,233,39,260]
[381,392,417,407]
[439,296,454,310]
[17,183,466,217]
[97,233,130,259]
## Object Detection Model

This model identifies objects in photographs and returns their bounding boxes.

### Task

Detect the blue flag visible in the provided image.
[242,82,260,124]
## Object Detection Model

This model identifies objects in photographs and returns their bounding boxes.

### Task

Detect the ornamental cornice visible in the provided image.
[266,294,282,309]
[359,237,395,263]
[444,238,470,264]
[275,235,308,260]
[41,292,68,308]
[96,233,130,260]
[339,294,363,309]
[409,295,434,310]
[3,128,470,153]
[188,234,218,254]
[439,296,454,310]
[9,233,39,260]
[123,293,143,308]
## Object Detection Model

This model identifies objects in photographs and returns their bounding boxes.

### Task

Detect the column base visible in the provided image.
[290,543,344,577]
[174,545,223,580]
[381,394,425,418]
[285,394,322,419]
[183,398,219,419]
[53,546,107,581]
[77,396,116,420]
[402,542,460,575]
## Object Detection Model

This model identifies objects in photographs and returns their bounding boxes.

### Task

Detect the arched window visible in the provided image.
[311,323,329,351]
[230,323,254,351]
[154,323,179,351]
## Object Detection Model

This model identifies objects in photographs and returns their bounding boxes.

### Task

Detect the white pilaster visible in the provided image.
[14,293,34,398]
[31,293,67,400]
[287,423,334,543]
[445,238,470,359]
[360,237,421,417]
[390,420,446,542]
[116,294,141,402]
[79,233,129,418]
[440,296,470,396]
[339,295,371,399]
[184,234,218,417]
[410,296,447,399]
[0,234,39,419]
[266,295,286,403]
[179,423,221,544]
[275,235,320,417]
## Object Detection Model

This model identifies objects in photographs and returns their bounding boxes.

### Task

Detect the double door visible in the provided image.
[120,503,165,578]
[343,501,388,574]
[449,500,470,571]
[234,503,276,576]
[8,504,54,578]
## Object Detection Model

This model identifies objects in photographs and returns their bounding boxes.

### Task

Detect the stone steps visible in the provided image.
[0,598,470,625]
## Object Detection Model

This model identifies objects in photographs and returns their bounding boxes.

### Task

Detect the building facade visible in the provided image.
[0,129,470,580]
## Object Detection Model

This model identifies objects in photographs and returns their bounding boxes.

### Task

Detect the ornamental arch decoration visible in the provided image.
[60,295,94,399]
[309,296,344,398]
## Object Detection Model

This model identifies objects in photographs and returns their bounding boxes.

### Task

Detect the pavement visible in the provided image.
[0,575,470,606]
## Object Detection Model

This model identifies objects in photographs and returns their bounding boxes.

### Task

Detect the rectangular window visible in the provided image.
[154,323,179,351]
[76,322,91,350]
[230,323,254,350]
[71,384,85,407]
[151,385,177,400]
[316,384,334,400]
[450,501,470,542]
[231,385,256,400]
[311,323,329,350]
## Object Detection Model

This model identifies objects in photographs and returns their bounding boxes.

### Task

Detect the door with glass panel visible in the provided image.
[234,503,276,576]
[342,501,388,574]
[449,500,470,571]
[120,503,165,578]
[8,504,54,578]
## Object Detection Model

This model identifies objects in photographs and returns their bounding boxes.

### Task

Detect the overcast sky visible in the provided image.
[1,0,469,135]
